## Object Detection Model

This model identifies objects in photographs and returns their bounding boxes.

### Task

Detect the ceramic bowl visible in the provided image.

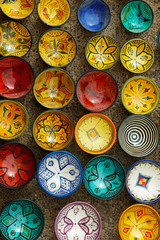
[75,113,116,154]
[120,0,153,33]
[37,151,83,197]
[121,76,159,115]
[34,68,74,109]
[0,199,44,240]
[55,201,102,240]
[33,110,73,151]
[118,115,159,157]
[83,155,125,200]
[158,28,160,49]
[0,21,32,57]
[77,0,111,32]
[126,159,160,204]
[118,204,160,240]
[38,28,77,68]
[37,0,70,26]
[120,38,154,73]
[85,35,119,70]
[76,70,118,112]
[0,100,29,140]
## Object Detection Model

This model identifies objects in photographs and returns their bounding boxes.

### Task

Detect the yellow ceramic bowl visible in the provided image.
[37,0,70,26]
[118,204,160,240]
[33,110,73,151]
[33,68,75,109]
[75,113,116,155]
[121,76,159,115]
[38,29,77,68]
[85,35,119,70]
[120,39,154,73]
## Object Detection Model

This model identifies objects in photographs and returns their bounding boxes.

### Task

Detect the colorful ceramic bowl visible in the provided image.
[75,113,116,155]
[38,29,77,68]
[0,100,29,140]
[85,35,119,70]
[83,155,125,200]
[0,21,32,57]
[33,110,73,151]
[120,39,154,73]
[77,0,111,32]
[76,70,118,112]
[120,0,153,33]
[37,0,70,26]
[118,204,160,240]
[126,159,160,204]
[121,76,159,115]
[118,115,159,157]
[34,68,74,109]
[158,28,160,49]
[55,201,102,240]
[37,151,83,197]
[0,199,44,240]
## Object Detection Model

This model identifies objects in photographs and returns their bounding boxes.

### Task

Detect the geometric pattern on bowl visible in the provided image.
[37,151,83,197]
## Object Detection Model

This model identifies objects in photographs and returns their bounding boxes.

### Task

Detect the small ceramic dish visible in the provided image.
[158,28,160,49]
[118,204,160,240]
[77,0,111,32]
[118,115,159,157]
[120,38,154,73]
[83,155,125,200]
[33,110,73,151]
[76,70,118,112]
[121,76,159,115]
[37,0,71,26]
[37,151,83,197]
[38,28,77,68]
[34,68,74,109]
[0,199,44,240]
[75,113,116,155]
[120,0,153,33]
[0,100,29,140]
[126,159,160,204]
[85,35,119,70]
[55,201,102,240]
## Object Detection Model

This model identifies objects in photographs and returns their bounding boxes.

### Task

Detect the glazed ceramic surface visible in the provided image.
[85,35,119,70]
[121,76,159,115]
[76,70,118,112]
[77,0,111,32]
[34,68,74,109]
[126,159,160,204]
[83,155,125,200]
[118,204,160,240]
[75,113,116,154]
[0,100,29,140]
[0,199,44,240]
[37,0,70,26]
[118,115,159,157]
[55,201,102,240]
[37,151,83,197]
[0,21,32,57]
[120,39,154,73]
[121,0,153,33]
[38,29,76,67]
[33,110,73,151]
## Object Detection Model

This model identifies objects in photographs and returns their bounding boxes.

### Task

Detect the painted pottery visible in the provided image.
[37,151,83,197]
[118,115,159,157]
[158,28,160,49]
[85,35,119,70]
[33,68,74,109]
[33,110,73,151]
[75,113,116,154]
[55,201,102,240]
[76,70,118,112]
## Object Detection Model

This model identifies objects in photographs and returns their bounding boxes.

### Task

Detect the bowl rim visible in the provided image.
[157,28,160,49]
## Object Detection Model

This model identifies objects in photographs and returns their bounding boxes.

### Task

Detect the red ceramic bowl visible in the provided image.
[76,70,118,112]
[0,56,34,99]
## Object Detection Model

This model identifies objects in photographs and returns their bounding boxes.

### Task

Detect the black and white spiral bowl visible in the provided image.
[118,115,159,157]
